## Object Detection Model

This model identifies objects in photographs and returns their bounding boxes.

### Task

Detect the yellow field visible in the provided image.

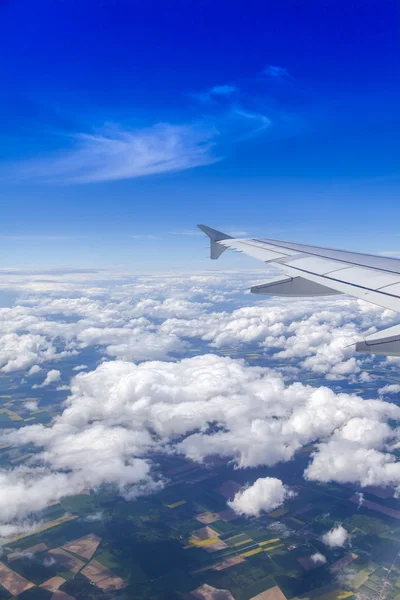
[240,547,263,558]
[315,590,353,600]
[268,508,288,518]
[259,538,280,546]
[167,500,186,508]
[350,566,376,588]
[233,538,252,547]
[8,515,78,543]
[190,537,220,548]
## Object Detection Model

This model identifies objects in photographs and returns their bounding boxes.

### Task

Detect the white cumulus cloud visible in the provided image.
[322,525,348,548]
[228,477,294,517]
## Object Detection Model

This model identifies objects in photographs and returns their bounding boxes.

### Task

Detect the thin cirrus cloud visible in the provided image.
[209,84,238,96]
[9,110,270,185]
[3,73,287,185]
[13,123,219,185]
[264,65,289,78]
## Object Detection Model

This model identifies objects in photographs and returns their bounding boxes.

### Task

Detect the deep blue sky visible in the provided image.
[1,0,399,268]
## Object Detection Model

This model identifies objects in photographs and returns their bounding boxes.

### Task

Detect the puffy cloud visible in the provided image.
[160,296,398,379]
[311,552,327,564]
[1,269,400,529]
[25,400,38,411]
[1,354,399,525]
[0,333,58,372]
[305,441,400,489]
[27,365,41,376]
[228,477,294,517]
[1,270,396,378]
[379,384,400,395]
[322,525,348,548]
[34,369,61,387]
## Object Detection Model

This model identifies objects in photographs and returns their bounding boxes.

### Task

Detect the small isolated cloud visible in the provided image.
[322,525,348,548]
[355,492,364,508]
[264,65,289,78]
[27,365,41,376]
[210,85,237,96]
[34,369,61,388]
[311,552,327,565]
[379,384,400,395]
[25,400,38,411]
[83,511,104,522]
[228,477,294,517]
[168,230,203,236]
[130,235,160,240]
[229,230,248,237]
[72,364,88,372]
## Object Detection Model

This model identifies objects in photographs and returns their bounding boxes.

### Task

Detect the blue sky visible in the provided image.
[1,0,399,268]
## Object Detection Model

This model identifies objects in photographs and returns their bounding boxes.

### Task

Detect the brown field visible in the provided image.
[97,575,127,591]
[330,553,358,574]
[47,548,85,574]
[40,576,66,591]
[52,591,77,600]
[217,508,238,522]
[215,480,242,500]
[195,511,219,524]
[213,556,245,570]
[81,559,126,590]
[349,494,400,518]
[167,462,199,476]
[191,555,245,575]
[187,584,235,599]
[345,483,393,499]
[192,527,220,541]
[249,585,288,600]
[0,561,34,596]
[8,542,48,562]
[62,534,102,560]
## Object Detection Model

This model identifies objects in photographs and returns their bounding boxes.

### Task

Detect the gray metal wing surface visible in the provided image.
[198,224,400,356]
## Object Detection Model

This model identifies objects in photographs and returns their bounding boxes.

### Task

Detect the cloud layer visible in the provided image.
[0,269,399,530]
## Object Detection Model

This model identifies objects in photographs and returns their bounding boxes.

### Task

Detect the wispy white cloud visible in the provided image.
[264,65,289,78]
[8,105,272,184]
[130,234,161,240]
[3,69,304,185]
[13,123,218,184]
[209,84,238,96]
[168,230,203,236]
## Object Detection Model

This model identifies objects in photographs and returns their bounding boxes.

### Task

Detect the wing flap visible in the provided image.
[198,225,400,356]
[356,324,400,356]
[250,276,342,297]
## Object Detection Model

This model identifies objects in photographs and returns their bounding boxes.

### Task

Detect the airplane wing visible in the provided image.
[198,224,400,356]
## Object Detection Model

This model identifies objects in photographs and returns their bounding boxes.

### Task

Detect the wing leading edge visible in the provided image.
[198,224,400,356]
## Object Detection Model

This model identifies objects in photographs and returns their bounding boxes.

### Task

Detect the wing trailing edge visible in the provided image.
[198,224,400,356]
